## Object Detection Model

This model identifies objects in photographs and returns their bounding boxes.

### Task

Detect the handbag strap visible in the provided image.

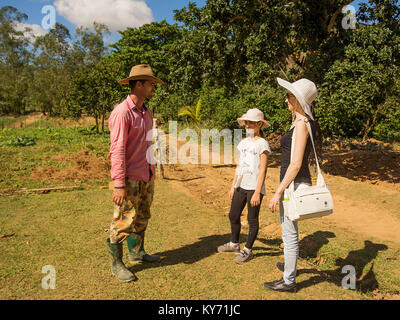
[289,124,296,192]
[289,119,325,192]
[304,119,322,177]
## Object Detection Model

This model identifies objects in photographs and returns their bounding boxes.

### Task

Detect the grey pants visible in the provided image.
[279,182,311,284]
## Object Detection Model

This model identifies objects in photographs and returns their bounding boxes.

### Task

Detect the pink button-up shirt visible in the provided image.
[108,95,155,188]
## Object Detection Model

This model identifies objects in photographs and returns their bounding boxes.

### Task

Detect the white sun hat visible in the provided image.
[277,77,318,120]
[237,108,270,128]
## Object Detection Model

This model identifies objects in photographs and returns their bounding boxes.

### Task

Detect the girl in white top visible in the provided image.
[217,108,271,264]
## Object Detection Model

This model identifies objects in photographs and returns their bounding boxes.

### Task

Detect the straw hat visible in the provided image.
[119,64,164,85]
[277,78,318,120]
[237,108,270,128]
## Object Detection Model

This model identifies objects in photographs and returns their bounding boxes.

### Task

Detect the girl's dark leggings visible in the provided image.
[229,187,263,249]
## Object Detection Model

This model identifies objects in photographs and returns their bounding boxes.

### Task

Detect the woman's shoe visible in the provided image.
[264,278,297,292]
[263,277,285,287]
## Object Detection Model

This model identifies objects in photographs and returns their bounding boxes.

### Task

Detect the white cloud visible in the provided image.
[54,0,154,32]
[14,22,48,43]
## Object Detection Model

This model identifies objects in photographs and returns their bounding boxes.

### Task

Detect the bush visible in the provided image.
[197,86,234,129]
[151,82,293,136]
[198,83,291,133]
[2,136,36,147]
[372,99,400,142]
[316,25,400,141]
[150,88,198,123]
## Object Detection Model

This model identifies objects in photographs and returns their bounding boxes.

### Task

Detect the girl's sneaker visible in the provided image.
[234,249,253,264]
[217,242,240,253]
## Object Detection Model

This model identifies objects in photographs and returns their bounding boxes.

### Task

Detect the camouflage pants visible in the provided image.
[109,177,155,244]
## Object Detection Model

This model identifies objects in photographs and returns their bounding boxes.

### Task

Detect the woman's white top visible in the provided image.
[235,137,271,194]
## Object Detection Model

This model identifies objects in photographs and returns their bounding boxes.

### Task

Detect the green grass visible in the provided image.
[1,180,399,300]
[1,116,399,300]
[0,126,111,191]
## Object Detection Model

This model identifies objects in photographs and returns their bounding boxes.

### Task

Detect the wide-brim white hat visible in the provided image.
[277,77,318,120]
[237,108,270,128]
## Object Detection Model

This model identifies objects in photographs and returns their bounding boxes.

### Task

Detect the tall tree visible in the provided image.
[67,23,123,132]
[0,6,32,114]
[172,0,355,88]
[68,56,124,133]
[316,0,400,141]
[110,20,184,89]
[30,23,72,116]
[73,22,111,66]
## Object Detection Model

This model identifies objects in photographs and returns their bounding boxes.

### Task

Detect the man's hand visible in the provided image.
[250,191,261,207]
[113,188,126,207]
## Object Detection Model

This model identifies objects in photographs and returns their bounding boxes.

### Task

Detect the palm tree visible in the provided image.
[178,99,202,125]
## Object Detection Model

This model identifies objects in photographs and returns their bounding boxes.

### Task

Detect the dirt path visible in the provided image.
[9,113,45,128]
[161,134,400,244]
[314,174,400,243]
[9,113,96,128]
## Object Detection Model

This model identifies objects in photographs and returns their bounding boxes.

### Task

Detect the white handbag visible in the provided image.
[283,120,333,221]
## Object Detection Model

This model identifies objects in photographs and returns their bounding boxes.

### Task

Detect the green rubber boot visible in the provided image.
[127,231,160,263]
[106,239,136,282]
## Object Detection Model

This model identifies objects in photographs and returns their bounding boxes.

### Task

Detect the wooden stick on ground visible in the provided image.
[10,186,83,194]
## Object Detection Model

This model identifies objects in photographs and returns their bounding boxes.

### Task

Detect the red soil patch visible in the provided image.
[160,133,400,243]
[322,149,400,189]
[31,149,110,182]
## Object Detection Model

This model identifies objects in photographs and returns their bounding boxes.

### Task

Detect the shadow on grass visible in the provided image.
[258,231,336,261]
[258,231,388,294]
[250,236,283,258]
[212,164,236,169]
[129,233,283,274]
[127,230,388,294]
[163,176,205,182]
[255,237,284,258]
[299,231,336,259]
[295,239,388,294]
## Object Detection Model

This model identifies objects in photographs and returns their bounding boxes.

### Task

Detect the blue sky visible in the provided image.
[2,0,366,44]
[2,0,206,35]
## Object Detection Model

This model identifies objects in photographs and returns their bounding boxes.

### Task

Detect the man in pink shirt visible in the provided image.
[106,64,164,282]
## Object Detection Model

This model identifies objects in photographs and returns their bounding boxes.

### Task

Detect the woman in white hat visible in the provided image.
[264,78,319,292]
[217,108,271,264]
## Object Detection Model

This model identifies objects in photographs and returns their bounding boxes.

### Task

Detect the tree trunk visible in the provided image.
[101,112,105,134]
[362,109,379,141]
[95,115,99,134]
